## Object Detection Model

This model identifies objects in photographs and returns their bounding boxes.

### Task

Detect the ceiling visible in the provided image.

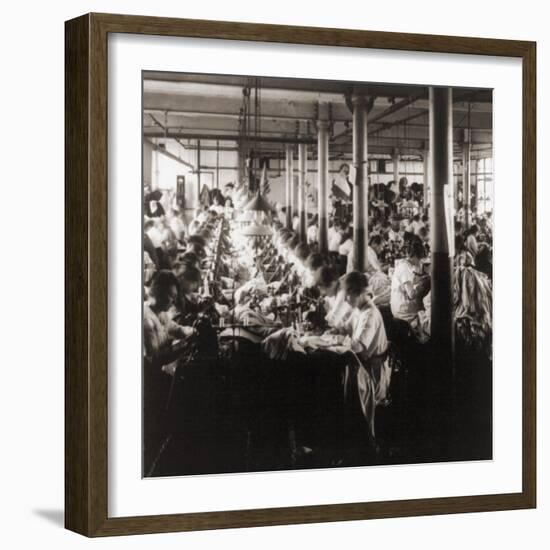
[143,72,493,160]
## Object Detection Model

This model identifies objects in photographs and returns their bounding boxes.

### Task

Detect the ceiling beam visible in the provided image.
[145,138,195,170]
[369,93,424,124]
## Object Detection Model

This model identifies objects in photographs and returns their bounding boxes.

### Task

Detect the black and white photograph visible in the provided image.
[142,72,493,478]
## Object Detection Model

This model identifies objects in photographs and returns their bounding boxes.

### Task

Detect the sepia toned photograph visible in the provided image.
[141,72,493,478]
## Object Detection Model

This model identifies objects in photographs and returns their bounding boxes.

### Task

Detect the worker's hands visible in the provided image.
[181,326,195,338]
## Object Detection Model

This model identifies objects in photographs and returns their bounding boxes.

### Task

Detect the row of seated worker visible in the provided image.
[142,194,493,382]
[142,196,494,468]
[143,203,234,373]
[268,205,492,350]
[143,193,493,373]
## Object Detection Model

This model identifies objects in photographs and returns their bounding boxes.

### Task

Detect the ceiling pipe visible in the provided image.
[144,131,317,144]
[144,108,331,123]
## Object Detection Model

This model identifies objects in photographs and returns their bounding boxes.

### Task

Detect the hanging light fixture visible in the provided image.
[242,190,276,214]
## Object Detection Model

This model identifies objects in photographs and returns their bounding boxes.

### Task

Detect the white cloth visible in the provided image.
[401,199,419,216]
[302,268,316,288]
[307,224,318,243]
[408,220,425,236]
[332,174,351,198]
[325,286,353,329]
[339,239,354,272]
[344,305,388,361]
[143,304,192,374]
[145,226,163,248]
[342,304,391,411]
[339,238,353,256]
[368,271,391,306]
[465,234,479,257]
[144,304,177,357]
[328,227,343,252]
[343,245,381,274]
[342,358,376,439]
[390,258,422,322]
[293,260,306,279]
[367,246,382,272]
[387,229,402,243]
[144,252,156,284]
[168,216,186,241]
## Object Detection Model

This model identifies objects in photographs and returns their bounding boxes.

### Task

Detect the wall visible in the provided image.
[1,1,545,549]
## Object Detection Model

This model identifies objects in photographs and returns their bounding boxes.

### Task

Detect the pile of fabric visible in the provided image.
[261,328,307,360]
[453,265,493,354]
[367,271,391,307]
[234,276,268,305]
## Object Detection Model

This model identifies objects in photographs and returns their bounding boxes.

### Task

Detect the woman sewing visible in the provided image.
[339,272,390,402]
[327,271,391,450]
[390,238,431,323]
[143,270,196,475]
[144,270,196,370]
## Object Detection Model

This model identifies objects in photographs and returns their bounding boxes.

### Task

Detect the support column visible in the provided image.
[423,146,430,212]
[482,157,487,214]
[285,144,293,229]
[473,157,479,216]
[197,139,201,200]
[290,149,296,226]
[298,143,307,241]
[429,87,454,361]
[317,119,329,252]
[237,144,243,186]
[304,154,309,234]
[462,129,471,229]
[215,140,220,189]
[152,148,159,190]
[393,148,400,191]
[352,94,369,272]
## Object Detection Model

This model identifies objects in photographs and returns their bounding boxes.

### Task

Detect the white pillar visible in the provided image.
[462,129,471,229]
[423,147,430,212]
[285,144,293,229]
[298,143,307,241]
[152,149,159,190]
[393,148,400,191]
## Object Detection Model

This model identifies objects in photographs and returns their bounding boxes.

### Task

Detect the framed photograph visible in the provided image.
[65,13,536,536]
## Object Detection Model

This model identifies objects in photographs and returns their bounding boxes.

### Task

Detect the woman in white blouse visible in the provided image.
[315,265,353,330]
[143,270,195,474]
[339,272,389,370]
[332,271,392,442]
[144,270,195,371]
[464,224,480,258]
[390,239,430,323]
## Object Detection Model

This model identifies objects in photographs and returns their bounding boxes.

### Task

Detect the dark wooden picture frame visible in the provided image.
[65,12,536,537]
